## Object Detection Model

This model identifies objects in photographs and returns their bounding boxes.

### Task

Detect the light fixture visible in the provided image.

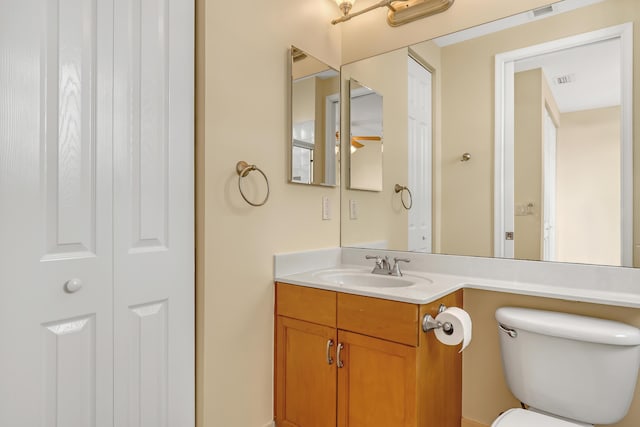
[335,0,355,16]
[331,0,455,26]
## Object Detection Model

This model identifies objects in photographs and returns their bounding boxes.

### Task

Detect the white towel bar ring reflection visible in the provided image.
[236,161,270,207]
[394,184,413,210]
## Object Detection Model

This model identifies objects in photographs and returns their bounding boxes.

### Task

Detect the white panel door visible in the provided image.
[112,0,194,425]
[542,108,557,261]
[0,0,114,425]
[407,57,432,252]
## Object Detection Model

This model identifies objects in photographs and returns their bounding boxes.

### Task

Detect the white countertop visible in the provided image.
[274,248,640,308]
[276,265,464,304]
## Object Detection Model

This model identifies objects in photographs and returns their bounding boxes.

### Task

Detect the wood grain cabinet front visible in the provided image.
[275,282,463,427]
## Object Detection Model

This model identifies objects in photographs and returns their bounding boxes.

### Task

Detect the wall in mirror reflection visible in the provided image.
[340,0,639,268]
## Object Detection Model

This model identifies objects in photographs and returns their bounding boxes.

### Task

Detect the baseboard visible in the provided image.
[262,421,275,427]
[462,417,490,427]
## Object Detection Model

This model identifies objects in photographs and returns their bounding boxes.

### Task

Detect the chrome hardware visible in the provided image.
[326,339,334,365]
[391,257,410,277]
[505,231,514,241]
[498,324,518,338]
[64,278,83,293]
[336,343,344,368]
[365,255,391,275]
[422,304,453,334]
[422,314,454,334]
[460,152,471,162]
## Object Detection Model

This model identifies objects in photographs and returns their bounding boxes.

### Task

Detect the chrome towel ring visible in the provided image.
[394,184,413,210]
[236,161,270,207]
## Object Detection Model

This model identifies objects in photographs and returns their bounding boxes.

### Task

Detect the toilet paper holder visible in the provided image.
[422,304,454,335]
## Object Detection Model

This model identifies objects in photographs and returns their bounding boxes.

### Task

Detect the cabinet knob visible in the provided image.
[64,278,83,293]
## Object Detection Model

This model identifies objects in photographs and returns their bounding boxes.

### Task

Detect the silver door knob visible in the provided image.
[64,278,83,293]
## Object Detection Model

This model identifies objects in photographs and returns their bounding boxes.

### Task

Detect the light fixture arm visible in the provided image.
[332,0,406,25]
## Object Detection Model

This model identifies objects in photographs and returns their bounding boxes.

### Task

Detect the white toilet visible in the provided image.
[492,307,640,427]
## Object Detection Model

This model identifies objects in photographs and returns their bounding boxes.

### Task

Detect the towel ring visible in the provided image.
[394,184,413,210]
[236,161,270,207]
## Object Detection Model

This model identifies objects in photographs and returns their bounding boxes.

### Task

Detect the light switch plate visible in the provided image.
[350,199,358,220]
[322,196,331,220]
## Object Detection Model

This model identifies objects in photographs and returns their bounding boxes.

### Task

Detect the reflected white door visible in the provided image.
[113,0,194,424]
[408,57,432,252]
[0,0,115,424]
[542,108,557,261]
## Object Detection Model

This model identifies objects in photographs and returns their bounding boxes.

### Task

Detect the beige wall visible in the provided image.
[463,289,640,427]
[438,0,640,260]
[196,0,341,425]
[350,139,383,190]
[292,77,315,124]
[513,68,560,261]
[557,106,621,265]
[514,69,544,260]
[315,75,340,183]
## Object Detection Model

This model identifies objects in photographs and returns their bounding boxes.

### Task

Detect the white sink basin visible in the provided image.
[312,269,427,288]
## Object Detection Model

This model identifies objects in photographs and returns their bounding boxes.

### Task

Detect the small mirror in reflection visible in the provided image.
[349,79,383,192]
[290,46,340,186]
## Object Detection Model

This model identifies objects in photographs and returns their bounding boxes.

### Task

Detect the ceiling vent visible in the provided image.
[555,74,575,85]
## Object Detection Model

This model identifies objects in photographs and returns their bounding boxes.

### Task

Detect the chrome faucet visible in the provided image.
[391,257,410,276]
[365,255,410,276]
[365,255,391,274]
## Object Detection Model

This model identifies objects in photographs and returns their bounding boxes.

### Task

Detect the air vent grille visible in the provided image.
[555,74,575,85]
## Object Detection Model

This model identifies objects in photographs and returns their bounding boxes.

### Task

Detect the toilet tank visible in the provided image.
[496,307,640,425]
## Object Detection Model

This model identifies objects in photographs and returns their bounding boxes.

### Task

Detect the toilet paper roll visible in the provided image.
[434,307,472,353]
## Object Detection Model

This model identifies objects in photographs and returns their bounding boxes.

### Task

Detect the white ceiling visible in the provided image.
[515,38,621,113]
[433,0,606,47]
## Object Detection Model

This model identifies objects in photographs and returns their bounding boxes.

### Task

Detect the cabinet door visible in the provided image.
[337,330,417,427]
[276,316,337,427]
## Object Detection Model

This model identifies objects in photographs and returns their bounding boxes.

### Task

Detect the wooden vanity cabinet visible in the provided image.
[275,282,463,427]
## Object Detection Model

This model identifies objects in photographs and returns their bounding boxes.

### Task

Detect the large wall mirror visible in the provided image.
[290,46,340,186]
[340,0,639,268]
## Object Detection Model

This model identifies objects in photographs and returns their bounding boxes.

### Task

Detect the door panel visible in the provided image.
[127,301,169,426]
[43,315,97,426]
[408,57,432,252]
[44,0,99,259]
[113,0,194,424]
[0,0,114,424]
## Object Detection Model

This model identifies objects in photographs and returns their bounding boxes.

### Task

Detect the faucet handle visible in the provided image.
[365,254,383,267]
[391,258,410,276]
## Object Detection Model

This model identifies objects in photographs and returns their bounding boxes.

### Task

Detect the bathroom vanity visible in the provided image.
[274,281,463,427]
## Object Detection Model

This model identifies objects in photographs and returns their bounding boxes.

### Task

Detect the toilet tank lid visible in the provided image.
[495,307,640,346]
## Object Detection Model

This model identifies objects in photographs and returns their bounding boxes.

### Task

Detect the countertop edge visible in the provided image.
[275,272,640,308]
